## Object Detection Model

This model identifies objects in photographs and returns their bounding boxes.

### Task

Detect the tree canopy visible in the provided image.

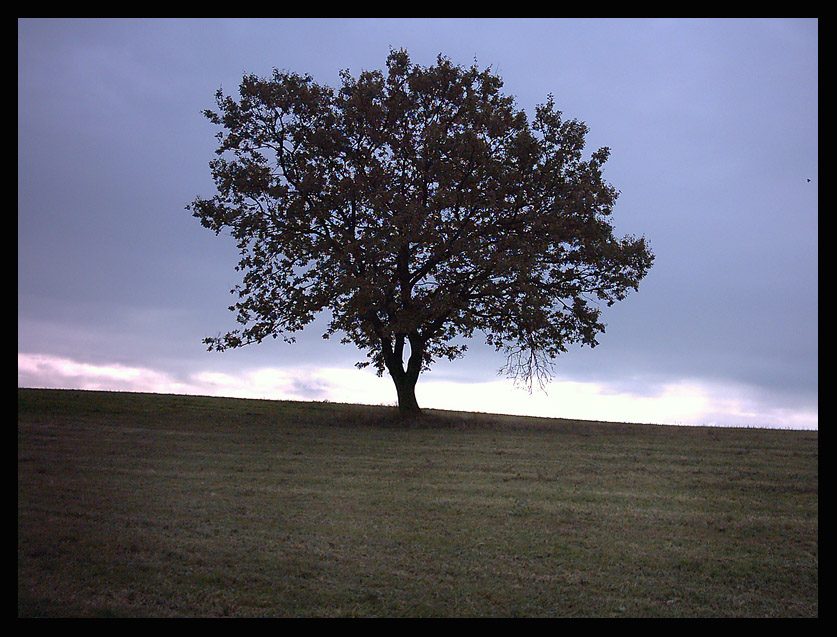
[189,49,654,415]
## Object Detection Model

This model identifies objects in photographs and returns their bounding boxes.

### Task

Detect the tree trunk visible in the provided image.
[381,332,424,419]
[392,373,421,417]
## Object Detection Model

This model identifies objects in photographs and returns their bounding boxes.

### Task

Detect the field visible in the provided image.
[17,388,818,617]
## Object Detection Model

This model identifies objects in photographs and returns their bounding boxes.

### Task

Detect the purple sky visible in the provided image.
[18,18,818,428]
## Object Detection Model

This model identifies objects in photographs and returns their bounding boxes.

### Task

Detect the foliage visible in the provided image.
[189,50,654,407]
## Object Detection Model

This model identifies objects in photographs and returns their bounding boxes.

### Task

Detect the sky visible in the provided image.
[18,18,818,429]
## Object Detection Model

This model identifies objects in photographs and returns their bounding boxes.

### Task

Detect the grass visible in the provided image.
[17,388,817,617]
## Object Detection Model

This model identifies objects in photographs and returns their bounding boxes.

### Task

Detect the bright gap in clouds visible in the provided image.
[18,353,817,430]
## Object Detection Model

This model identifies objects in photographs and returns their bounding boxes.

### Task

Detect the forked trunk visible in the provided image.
[384,334,424,418]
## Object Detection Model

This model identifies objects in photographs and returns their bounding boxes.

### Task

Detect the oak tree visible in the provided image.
[189,50,654,416]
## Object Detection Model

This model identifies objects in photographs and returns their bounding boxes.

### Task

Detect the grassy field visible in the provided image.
[17,388,817,617]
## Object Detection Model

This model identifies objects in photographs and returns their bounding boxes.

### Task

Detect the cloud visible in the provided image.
[18,352,817,429]
[18,353,196,396]
[415,376,817,429]
[190,367,332,401]
[17,353,335,403]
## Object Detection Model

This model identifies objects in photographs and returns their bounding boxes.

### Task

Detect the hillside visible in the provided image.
[18,388,818,617]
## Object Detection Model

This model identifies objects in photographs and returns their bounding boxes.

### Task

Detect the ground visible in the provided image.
[18,388,818,617]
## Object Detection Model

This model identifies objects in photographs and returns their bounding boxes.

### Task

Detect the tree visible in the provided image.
[188,49,654,417]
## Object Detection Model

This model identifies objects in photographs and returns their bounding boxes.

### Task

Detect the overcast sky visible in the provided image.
[18,18,818,428]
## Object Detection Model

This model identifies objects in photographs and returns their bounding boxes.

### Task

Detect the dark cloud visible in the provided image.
[289,378,332,401]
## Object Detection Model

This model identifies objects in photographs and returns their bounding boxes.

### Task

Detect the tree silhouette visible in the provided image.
[189,49,654,416]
